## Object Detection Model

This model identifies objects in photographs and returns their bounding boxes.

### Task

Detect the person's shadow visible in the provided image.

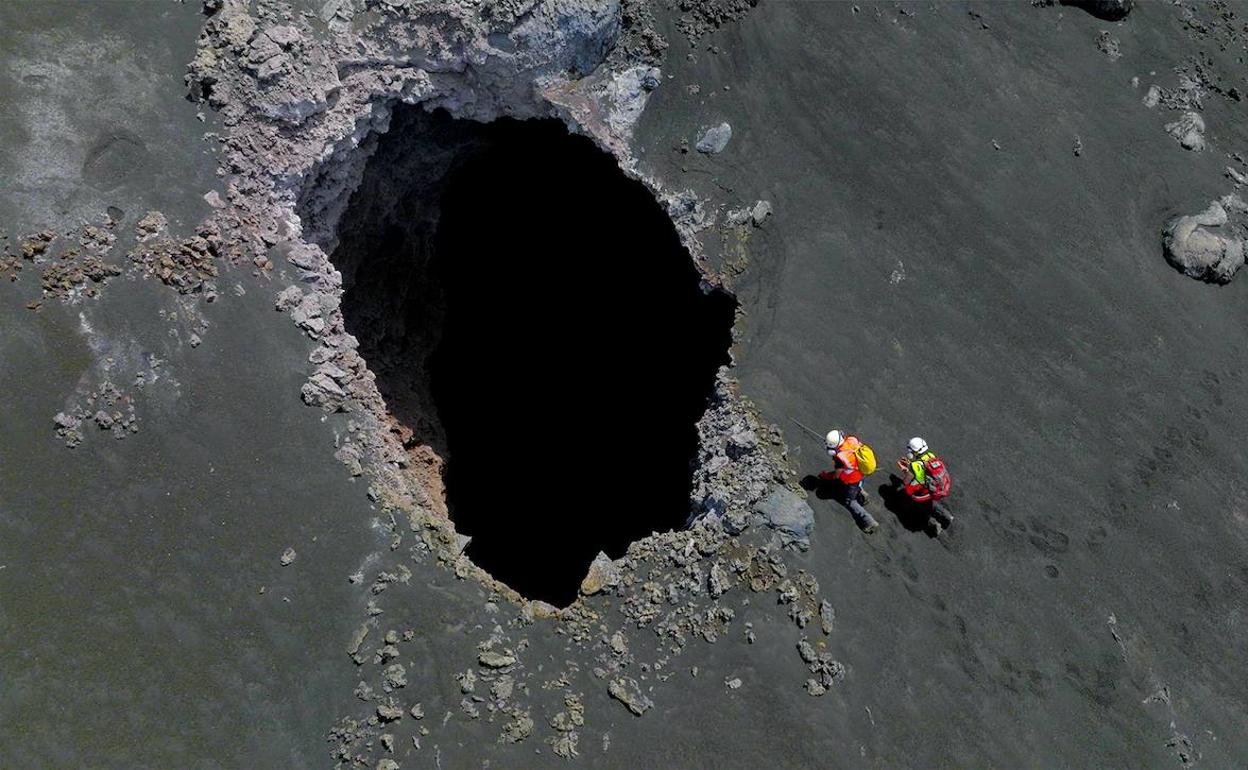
[801,472,939,537]
[800,473,868,530]
[799,473,840,503]
[877,473,938,536]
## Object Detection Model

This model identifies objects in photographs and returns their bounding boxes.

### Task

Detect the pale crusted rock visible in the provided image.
[579,551,620,595]
[750,199,772,226]
[478,649,517,669]
[1163,197,1247,283]
[607,677,653,715]
[753,487,815,550]
[1165,111,1206,151]
[696,121,732,154]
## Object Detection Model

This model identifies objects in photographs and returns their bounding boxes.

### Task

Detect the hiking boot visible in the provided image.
[858,489,870,505]
[860,517,879,534]
[926,519,943,537]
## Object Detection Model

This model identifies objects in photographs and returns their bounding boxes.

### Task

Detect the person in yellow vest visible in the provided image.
[819,428,879,534]
[895,437,954,535]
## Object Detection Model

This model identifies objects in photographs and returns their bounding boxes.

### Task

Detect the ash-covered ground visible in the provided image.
[1,0,1247,768]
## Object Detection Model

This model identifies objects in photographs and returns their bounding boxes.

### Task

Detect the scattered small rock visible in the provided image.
[376,700,404,722]
[607,677,653,716]
[1095,30,1121,60]
[478,649,517,669]
[383,663,407,689]
[280,547,297,566]
[820,600,836,635]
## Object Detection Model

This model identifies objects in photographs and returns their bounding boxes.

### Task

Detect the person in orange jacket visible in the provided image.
[819,428,879,534]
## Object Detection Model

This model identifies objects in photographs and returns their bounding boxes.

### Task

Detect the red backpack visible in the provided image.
[923,455,952,500]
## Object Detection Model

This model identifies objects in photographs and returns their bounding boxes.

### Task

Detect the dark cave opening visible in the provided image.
[328,107,736,606]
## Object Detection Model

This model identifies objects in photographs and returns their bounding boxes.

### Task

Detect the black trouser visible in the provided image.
[836,479,875,529]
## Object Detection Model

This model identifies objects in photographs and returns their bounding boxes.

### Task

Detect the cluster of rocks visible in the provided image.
[673,0,760,42]
[129,212,226,295]
[576,522,834,676]
[724,199,772,229]
[797,636,846,696]
[1138,6,1248,284]
[1141,51,1245,156]
[3,221,127,302]
[331,619,433,766]
[39,255,122,299]
[546,692,585,758]
[53,381,139,448]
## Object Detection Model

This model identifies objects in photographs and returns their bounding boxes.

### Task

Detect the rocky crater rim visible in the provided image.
[316,104,739,605]
[183,0,797,612]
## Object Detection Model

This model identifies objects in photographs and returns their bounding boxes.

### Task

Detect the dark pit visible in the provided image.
[325,106,736,605]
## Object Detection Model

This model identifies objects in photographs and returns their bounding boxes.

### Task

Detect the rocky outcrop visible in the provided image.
[1162,195,1248,284]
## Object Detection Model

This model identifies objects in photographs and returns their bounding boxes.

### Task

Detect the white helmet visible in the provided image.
[825,429,844,455]
[907,436,928,456]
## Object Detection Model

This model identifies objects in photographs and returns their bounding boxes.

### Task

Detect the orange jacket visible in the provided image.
[826,435,863,485]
